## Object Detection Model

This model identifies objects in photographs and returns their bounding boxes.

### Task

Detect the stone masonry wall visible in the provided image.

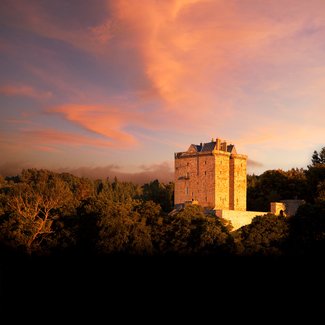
[215,209,267,230]
[230,154,247,211]
[175,141,247,211]
[214,150,230,210]
[174,153,216,207]
[198,154,215,207]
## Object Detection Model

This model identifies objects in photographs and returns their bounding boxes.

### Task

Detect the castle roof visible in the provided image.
[187,141,236,153]
[227,144,237,154]
[201,142,216,152]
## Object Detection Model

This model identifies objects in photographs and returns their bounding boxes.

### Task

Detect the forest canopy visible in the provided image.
[0,147,324,257]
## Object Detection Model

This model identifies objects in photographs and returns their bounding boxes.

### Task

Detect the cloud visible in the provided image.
[247,159,264,168]
[0,0,112,55]
[51,104,142,146]
[0,127,126,154]
[0,161,34,178]
[0,161,174,184]
[0,84,52,99]
[22,128,118,148]
[1,0,325,174]
[58,161,173,184]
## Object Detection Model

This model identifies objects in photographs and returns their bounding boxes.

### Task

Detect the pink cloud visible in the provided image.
[50,103,177,147]
[2,0,325,174]
[0,84,52,99]
[51,104,141,146]
[22,128,119,148]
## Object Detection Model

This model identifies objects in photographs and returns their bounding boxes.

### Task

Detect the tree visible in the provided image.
[316,180,325,202]
[150,205,234,255]
[311,147,325,166]
[247,168,308,211]
[1,175,72,254]
[142,180,174,212]
[306,147,325,203]
[96,199,153,255]
[288,202,325,255]
[235,214,289,256]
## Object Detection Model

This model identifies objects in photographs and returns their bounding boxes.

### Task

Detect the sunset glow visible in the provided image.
[1,0,325,180]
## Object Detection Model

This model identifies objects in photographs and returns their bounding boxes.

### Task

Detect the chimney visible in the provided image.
[221,141,227,151]
[215,138,221,150]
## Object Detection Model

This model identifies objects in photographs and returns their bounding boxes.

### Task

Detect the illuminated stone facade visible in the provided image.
[174,138,247,211]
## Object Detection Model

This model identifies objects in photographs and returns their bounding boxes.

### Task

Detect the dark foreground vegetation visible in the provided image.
[0,147,324,258]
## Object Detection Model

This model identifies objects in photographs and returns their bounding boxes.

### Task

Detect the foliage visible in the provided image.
[247,168,307,211]
[150,205,234,255]
[288,202,325,255]
[96,200,154,255]
[141,179,174,212]
[311,147,325,166]
[235,214,289,256]
[0,170,73,254]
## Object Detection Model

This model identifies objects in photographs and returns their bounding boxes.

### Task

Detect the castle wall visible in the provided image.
[198,154,215,207]
[270,202,286,216]
[270,200,305,216]
[229,154,247,211]
[215,209,267,230]
[174,153,215,208]
[214,150,230,210]
[174,155,190,205]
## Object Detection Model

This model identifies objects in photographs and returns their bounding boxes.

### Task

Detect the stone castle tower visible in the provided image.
[174,138,247,211]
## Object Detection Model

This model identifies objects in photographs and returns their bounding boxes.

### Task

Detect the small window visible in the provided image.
[186,187,189,195]
[204,161,206,165]
[204,171,207,175]
[187,162,189,166]
[205,196,207,201]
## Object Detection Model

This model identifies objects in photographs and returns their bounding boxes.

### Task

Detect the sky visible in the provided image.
[1,0,325,182]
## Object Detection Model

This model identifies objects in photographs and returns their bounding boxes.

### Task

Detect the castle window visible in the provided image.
[187,162,189,166]
[205,161,206,165]
[205,196,207,201]
[186,187,189,195]
[204,171,207,175]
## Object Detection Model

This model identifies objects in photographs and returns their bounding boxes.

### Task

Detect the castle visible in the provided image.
[174,138,247,210]
[174,138,305,230]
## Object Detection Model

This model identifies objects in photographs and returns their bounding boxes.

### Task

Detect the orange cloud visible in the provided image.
[0,84,52,99]
[50,103,175,147]
[51,104,143,146]
[22,128,119,148]
[106,0,325,136]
